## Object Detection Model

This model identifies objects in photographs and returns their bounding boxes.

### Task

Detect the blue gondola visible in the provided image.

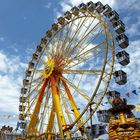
[28,61,35,69]
[78,3,87,11]
[95,1,104,13]
[113,70,127,85]
[116,33,129,49]
[102,4,112,16]
[116,51,130,66]
[58,17,65,25]
[25,70,32,77]
[46,30,52,38]
[21,88,27,95]
[87,1,95,12]
[32,53,38,60]
[71,7,79,16]
[52,23,58,31]
[64,11,72,20]
[97,110,110,123]
[19,105,25,112]
[109,10,119,23]
[113,20,125,34]
[20,122,26,129]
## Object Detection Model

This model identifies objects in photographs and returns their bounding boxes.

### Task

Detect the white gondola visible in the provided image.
[37,45,43,52]
[109,10,119,23]
[97,110,110,123]
[113,20,125,34]
[87,1,95,12]
[116,51,130,66]
[25,70,32,77]
[52,23,58,31]
[41,38,47,44]
[23,79,29,86]
[64,11,72,20]
[116,34,129,49]
[21,87,27,94]
[32,53,38,60]
[28,61,35,69]
[71,6,79,16]
[113,70,127,85]
[58,17,65,25]
[95,1,104,13]
[19,97,26,103]
[19,105,25,112]
[102,4,112,16]
[46,30,52,38]
[78,3,87,11]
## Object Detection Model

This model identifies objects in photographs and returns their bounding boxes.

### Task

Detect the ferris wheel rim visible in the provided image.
[20,6,117,137]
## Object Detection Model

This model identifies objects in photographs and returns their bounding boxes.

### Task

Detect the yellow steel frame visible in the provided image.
[27,79,48,135]
[62,79,83,126]
[50,76,70,138]
[24,8,115,139]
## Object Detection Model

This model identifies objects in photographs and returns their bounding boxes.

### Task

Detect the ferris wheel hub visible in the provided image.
[42,59,55,78]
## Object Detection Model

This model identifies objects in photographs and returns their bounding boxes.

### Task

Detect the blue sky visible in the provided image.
[0,0,140,139]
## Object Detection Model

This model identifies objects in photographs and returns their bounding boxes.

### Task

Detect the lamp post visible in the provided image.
[89,102,95,140]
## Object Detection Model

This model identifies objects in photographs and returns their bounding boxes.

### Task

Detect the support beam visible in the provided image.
[27,79,48,135]
[50,76,70,138]
[46,102,55,138]
[62,80,83,127]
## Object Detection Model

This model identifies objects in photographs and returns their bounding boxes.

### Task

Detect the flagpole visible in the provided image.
[89,102,95,140]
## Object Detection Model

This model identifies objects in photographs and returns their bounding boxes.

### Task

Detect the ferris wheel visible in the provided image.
[18,1,129,139]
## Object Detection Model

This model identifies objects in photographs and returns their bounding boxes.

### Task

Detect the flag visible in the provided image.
[1,115,5,119]
[104,102,108,104]
[132,90,138,95]
[136,105,140,112]
[8,115,11,119]
[101,103,104,106]
[125,93,130,97]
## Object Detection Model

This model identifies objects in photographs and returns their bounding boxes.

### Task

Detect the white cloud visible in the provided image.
[59,0,116,14]
[44,2,52,9]
[126,16,140,37]
[0,51,26,115]
[115,0,140,11]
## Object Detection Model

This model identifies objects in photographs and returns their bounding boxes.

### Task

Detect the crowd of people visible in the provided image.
[0,125,22,140]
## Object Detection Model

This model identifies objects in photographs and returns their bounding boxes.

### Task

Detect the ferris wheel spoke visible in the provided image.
[66,21,101,57]
[65,41,104,67]
[66,49,102,69]
[63,69,102,75]
[32,75,43,82]
[63,21,100,62]
[28,79,44,100]
[61,80,84,127]
[61,95,73,124]
[27,81,44,116]
[58,18,77,56]
[63,16,89,57]
[30,81,43,93]
[51,30,56,57]
[59,76,90,102]
[55,17,83,58]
